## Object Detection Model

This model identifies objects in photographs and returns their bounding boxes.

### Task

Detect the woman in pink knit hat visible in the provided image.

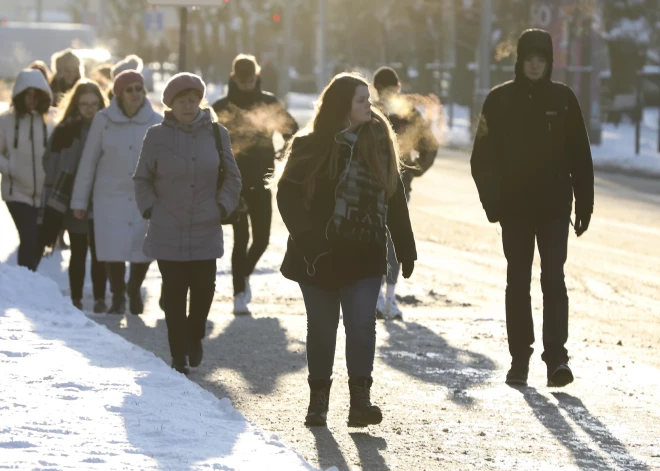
[134,73,242,374]
[71,69,162,315]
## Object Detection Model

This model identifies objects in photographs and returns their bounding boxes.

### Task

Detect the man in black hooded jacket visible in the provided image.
[471,29,594,388]
[213,54,299,315]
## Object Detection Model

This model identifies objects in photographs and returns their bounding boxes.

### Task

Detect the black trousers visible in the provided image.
[106,262,150,297]
[157,259,217,359]
[501,217,570,368]
[68,222,107,301]
[6,202,38,271]
[232,188,272,295]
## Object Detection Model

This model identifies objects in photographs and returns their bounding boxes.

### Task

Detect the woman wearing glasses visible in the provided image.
[39,80,109,312]
[70,70,162,315]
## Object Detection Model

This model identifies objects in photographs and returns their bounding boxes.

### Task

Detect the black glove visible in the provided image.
[143,208,152,220]
[401,260,415,279]
[575,213,591,237]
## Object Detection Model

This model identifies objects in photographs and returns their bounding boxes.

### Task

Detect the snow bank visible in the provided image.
[0,263,317,471]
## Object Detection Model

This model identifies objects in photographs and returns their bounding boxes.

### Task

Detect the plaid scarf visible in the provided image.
[37,119,89,253]
[332,126,389,247]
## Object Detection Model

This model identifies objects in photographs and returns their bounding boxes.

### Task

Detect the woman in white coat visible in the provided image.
[71,70,162,315]
[0,69,53,271]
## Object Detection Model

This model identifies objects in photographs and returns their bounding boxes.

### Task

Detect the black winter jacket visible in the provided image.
[277,134,417,290]
[471,29,594,222]
[212,78,298,189]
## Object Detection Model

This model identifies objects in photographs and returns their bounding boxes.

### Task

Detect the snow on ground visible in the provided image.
[0,199,321,470]
[0,262,319,471]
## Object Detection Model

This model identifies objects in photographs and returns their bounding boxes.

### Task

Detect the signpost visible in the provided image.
[147,0,223,72]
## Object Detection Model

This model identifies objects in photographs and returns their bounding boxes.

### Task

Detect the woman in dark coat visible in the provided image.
[276,72,417,428]
[38,80,109,312]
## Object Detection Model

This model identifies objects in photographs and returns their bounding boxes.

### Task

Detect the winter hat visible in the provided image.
[111,54,144,79]
[516,29,554,79]
[162,73,206,107]
[12,69,53,101]
[112,70,144,97]
[51,49,81,75]
[373,66,400,91]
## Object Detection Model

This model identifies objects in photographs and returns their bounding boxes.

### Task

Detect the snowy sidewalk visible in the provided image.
[0,263,317,471]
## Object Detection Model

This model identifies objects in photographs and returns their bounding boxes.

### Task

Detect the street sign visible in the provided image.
[144,10,164,32]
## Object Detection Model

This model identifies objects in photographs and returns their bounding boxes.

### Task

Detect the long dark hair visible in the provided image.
[56,79,108,125]
[12,89,51,117]
[279,72,400,207]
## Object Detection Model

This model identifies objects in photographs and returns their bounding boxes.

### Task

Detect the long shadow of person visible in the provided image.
[204,315,307,395]
[309,428,351,471]
[552,392,650,471]
[380,321,496,406]
[349,432,390,471]
[517,386,618,470]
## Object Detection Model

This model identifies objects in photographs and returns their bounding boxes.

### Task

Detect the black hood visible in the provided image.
[227,76,263,108]
[515,29,554,81]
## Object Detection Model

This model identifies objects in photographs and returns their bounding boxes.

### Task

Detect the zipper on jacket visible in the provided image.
[30,114,37,206]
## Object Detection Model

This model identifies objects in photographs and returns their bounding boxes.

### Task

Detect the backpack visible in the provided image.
[212,122,240,225]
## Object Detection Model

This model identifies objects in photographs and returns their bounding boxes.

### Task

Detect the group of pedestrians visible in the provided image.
[0,27,595,428]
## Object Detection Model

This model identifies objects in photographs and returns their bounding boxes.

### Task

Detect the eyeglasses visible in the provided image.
[124,85,144,94]
[78,101,100,109]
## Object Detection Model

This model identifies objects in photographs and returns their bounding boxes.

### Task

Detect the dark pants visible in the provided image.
[68,223,107,301]
[106,262,150,296]
[232,188,272,295]
[157,259,217,359]
[6,202,38,271]
[299,277,381,381]
[501,217,570,368]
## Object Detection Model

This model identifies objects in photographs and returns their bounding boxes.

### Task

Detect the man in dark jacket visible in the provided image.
[373,66,439,320]
[471,29,594,388]
[213,54,299,315]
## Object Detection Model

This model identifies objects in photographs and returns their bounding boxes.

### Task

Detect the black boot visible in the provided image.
[305,379,332,427]
[127,283,144,315]
[348,377,382,427]
[188,339,204,368]
[107,294,126,315]
[547,363,574,387]
[171,356,189,375]
[94,298,107,314]
[505,358,530,386]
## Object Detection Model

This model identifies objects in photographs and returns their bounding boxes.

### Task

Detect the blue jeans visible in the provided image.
[299,277,381,380]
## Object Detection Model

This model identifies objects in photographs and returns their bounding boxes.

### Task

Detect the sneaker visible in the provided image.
[382,296,403,320]
[505,359,530,386]
[93,298,107,314]
[244,277,252,304]
[547,363,574,387]
[72,299,83,311]
[376,291,386,320]
[233,292,250,315]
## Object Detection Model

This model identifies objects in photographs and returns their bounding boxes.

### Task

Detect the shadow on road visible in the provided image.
[553,392,650,471]
[309,428,351,471]
[516,387,649,471]
[380,321,496,406]
[349,432,390,471]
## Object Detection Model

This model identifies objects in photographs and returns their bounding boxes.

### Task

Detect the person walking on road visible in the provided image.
[50,49,83,107]
[373,66,439,320]
[38,80,109,312]
[276,72,417,427]
[70,70,162,315]
[470,29,594,388]
[213,54,299,315]
[134,73,242,375]
[0,69,53,271]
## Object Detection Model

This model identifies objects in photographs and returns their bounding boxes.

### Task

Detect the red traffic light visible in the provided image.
[272,13,281,22]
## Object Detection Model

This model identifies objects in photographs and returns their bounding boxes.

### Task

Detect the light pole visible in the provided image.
[474,0,493,132]
[178,6,188,72]
[316,0,327,92]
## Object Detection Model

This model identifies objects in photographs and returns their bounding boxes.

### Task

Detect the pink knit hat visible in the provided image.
[113,70,144,97]
[162,73,206,107]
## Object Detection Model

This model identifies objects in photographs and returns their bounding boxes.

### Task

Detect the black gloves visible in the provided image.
[402,260,415,279]
[143,208,152,220]
[575,213,591,237]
